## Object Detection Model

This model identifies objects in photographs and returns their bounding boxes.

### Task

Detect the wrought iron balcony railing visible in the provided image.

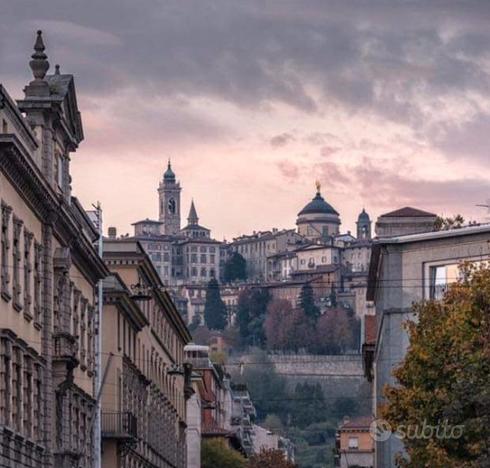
[101,412,137,440]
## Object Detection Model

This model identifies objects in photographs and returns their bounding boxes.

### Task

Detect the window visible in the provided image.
[201,267,207,277]
[12,216,23,310]
[430,264,460,300]
[33,243,43,326]
[348,437,359,449]
[201,254,207,264]
[23,231,33,319]
[191,254,197,263]
[191,267,197,277]
[1,202,12,300]
[200,246,207,253]
[80,298,87,370]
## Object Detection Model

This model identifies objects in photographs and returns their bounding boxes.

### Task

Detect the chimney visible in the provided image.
[108,227,117,239]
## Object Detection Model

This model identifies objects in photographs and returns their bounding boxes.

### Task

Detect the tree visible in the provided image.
[224,252,247,282]
[313,307,356,354]
[298,283,320,321]
[291,382,328,428]
[236,287,270,347]
[201,438,246,468]
[434,214,465,231]
[383,264,490,467]
[264,300,313,352]
[248,449,297,468]
[204,278,228,330]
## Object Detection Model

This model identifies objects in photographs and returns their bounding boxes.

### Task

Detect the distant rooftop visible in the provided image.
[380,206,436,218]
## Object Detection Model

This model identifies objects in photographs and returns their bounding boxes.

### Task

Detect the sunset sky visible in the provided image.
[2,1,490,239]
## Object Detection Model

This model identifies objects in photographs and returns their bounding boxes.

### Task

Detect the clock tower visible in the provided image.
[158,160,181,235]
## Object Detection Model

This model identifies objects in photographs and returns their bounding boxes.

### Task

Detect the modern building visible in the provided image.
[366,223,490,467]
[101,239,192,468]
[0,32,109,468]
[334,416,374,468]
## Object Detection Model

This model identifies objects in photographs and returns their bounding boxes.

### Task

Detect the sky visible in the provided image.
[2,0,490,240]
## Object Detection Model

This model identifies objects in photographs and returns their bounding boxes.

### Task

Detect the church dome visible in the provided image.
[298,191,339,217]
[164,160,175,181]
[358,208,370,221]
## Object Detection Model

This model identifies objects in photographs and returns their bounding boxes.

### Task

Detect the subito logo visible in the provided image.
[370,419,392,442]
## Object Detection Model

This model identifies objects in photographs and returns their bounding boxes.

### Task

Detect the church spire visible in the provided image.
[187,199,199,225]
[163,158,176,181]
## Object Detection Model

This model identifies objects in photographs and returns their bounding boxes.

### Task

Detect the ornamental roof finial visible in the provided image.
[315,180,321,193]
[29,30,50,81]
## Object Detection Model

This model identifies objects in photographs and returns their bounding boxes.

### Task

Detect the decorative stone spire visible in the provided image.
[25,30,50,96]
[187,200,199,225]
[30,30,49,81]
[315,180,321,194]
[55,64,60,75]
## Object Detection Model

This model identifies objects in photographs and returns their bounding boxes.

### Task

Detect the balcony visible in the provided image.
[101,412,138,440]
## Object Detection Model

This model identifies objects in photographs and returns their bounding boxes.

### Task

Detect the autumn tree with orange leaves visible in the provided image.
[383,264,490,467]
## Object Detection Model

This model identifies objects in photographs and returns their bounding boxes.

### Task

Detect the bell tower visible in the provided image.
[158,160,181,235]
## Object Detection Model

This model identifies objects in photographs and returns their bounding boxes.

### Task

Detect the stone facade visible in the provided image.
[0,32,108,467]
[101,240,192,468]
[367,224,490,467]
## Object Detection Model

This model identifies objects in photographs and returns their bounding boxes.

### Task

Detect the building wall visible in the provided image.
[102,241,192,468]
[373,231,490,468]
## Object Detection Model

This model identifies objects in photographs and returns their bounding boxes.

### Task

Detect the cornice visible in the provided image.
[0,136,107,284]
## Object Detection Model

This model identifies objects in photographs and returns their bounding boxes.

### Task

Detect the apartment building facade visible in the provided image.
[101,240,192,468]
[0,32,108,467]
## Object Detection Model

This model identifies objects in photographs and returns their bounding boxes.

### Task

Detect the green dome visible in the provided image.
[298,191,339,217]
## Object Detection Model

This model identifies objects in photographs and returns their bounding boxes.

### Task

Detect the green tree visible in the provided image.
[204,278,227,330]
[291,382,328,428]
[224,252,247,282]
[383,264,490,467]
[236,287,270,347]
[299,283,320,321]
[201,438,246,468]
[434,214,465,230]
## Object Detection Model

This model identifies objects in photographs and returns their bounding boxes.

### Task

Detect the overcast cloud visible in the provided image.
[1,0,490,236]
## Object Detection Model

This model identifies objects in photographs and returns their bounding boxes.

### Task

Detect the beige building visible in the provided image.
[233,228,303,280]
[335,416,374,468]
[0,32,109,467]
[101,239,192,468]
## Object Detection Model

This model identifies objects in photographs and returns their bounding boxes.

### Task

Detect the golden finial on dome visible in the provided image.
[315,180,321,193]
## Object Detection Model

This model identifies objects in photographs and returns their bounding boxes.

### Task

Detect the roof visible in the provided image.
[181,223,210,232]
[364,315,377,345]
[379,207,436,218]
[298,191,339,217]
[340,416,373,431]
[367,223,490,300]
[164,161,175,180]
[357,208,371,221]
[132,218,163,225]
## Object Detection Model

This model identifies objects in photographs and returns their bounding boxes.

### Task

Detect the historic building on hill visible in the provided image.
[230,184,375,318]
[0,32,108,467]
[296,181,341,240]
[128,163,224,287]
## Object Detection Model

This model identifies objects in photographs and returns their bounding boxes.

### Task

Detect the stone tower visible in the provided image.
[356,208,372,240]
[158,160,181,235]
